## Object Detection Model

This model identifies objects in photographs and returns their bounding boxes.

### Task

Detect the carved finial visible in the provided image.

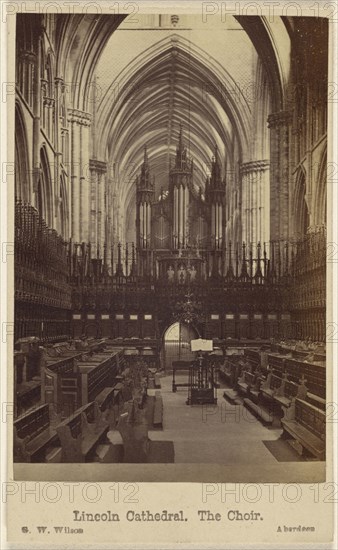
[139,144,151,189]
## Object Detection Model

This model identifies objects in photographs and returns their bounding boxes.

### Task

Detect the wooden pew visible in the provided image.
[306,392,326,411]
[42,356,79,418]
[15,344,43,417]
[78,354,119,406]
[147,370,161,390]
[219,360,240,387]
[88,339,107,352]
[43,351,120,419]
[42,348,89,410]
[95,382,125,429]
[268,353,326,404]
[243,397,275,425]
[16,381,41,418]
[260,372,283,400]
[281,398,325,460]
[14,404,61,463]
[244,372,283,425]
[247,371,263,402]
[152,391,163,429]
[267,354,286,376]
[243,349,261,369]
[237,371,255,396]
[284,357,326,400]
[96,386,117,411]
[56,401,109,462]
[274,376,308,410]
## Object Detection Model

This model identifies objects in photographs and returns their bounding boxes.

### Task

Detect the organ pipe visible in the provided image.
[185,185,189,245]
[173,187,178,248]
[179,186,183,246]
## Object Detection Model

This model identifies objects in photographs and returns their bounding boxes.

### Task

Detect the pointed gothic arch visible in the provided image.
[37,146,53,225]
[15,102,31,203]
[314,145,327,227]
[293,168,310,237]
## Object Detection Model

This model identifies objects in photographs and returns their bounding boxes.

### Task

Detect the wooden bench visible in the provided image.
[88,339,107,352]
[281,398,325,460]
[306,392,326,411]
[284,357,326,400]
[268,353,326,401]
[14,404,61,463]
[219,360,240,387]
[56,401,109,462]
[260,372,283,400]
[243,349,261,368]
[95,383,125,428]
[247,372,263,402]
[267,354,286,376]
[43,352,120,419]
[96,387,116,410]
[42,355,79,416]
[79,354,118,405]
[274,376,308,409]
[16,380,41,417]
[237,371,255,395]
[244,372,283,426]
[243,398,274,425]
[102,381,125,416]
[153,391,163,429]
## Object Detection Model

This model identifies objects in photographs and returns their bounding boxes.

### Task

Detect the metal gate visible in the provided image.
[161,322,197,371]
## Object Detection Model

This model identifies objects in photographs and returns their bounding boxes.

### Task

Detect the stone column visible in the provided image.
[100,170,106,250]
[69,114,80,241]
[268,111,292,241]
[89,160,107,256]
[240,160,269,244]
[68,109,92,243]
[80,120,91,242]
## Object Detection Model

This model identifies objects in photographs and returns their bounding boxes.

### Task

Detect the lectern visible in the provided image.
[187,339,218,405]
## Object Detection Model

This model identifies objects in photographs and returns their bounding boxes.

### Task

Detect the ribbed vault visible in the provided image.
[96,32,255,238]
[51,14,291,243]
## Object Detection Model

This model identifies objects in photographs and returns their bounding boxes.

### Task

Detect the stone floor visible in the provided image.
[141,373,326,483]
[149,374,282,464]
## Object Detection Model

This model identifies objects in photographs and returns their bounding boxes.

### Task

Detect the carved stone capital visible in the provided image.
[89,159,107,173]
[44,97,55,108]
[68,108,92,127]
[240,160,269,175]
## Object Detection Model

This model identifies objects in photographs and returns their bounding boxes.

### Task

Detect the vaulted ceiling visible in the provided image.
[57,13,291,240]
[97,34,250,201]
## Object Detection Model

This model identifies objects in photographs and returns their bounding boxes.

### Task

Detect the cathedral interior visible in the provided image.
[13,13,328,479]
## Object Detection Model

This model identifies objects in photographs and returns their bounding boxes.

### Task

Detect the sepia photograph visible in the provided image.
[11,8,330,484]
[3,1,338,547]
